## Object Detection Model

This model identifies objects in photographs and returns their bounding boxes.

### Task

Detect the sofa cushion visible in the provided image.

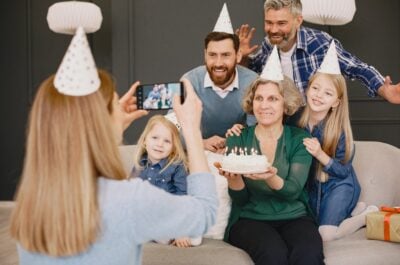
[0,201,18,265]
[324,228,400,265]
[142,239,253,265]
[119,144,137,177]
[353,141,400,206]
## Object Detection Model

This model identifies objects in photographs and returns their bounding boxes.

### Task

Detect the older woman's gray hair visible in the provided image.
[242,75,303,116]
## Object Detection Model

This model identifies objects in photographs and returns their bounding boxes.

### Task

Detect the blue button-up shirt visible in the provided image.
[249,26,384,98]
[131,156,188,195]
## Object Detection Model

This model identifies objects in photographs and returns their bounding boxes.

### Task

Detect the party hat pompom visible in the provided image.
[260,46,284,81]
[47,1,102,35]
[54,27,100,96]
[213,3,234,34]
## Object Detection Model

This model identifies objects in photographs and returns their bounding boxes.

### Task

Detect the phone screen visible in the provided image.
[136,82,184,110]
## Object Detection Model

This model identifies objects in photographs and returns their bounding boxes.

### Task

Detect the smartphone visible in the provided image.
[136,82,184,110]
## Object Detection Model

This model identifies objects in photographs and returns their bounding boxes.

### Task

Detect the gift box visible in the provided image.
[366,206,400,243]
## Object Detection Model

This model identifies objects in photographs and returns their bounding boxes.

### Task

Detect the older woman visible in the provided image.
[219,76,324,265]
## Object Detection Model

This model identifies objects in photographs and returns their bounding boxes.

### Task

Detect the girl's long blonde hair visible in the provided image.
[133,115,187,172]
[10,73,126,256]
[298,72,354,182]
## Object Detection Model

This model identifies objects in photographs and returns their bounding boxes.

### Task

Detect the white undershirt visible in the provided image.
[204,68,239,98]
[279,44,296,80]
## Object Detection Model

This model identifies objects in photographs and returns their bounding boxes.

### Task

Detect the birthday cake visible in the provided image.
[221,153,269,174]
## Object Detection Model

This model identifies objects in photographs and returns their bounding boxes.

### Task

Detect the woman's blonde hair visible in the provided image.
[242,75,303,117]
[98,69,117,114]
[10,73,126,256]
[298,72,354,182]
[134,115,187,172]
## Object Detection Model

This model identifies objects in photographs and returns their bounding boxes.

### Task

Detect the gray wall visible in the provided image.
[1,0,399,200]
[0,0,112,200]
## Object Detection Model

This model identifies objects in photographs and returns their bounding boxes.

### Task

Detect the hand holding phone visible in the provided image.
[136,82,184,110]
[119,81,149,130]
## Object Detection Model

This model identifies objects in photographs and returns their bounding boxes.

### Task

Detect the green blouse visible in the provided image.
[224,125,312,241]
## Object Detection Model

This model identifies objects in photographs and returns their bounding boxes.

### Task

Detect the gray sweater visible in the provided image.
[183,65,258,138]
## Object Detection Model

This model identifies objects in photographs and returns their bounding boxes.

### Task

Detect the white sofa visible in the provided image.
[1,141,399,265]
[120,141,400,265]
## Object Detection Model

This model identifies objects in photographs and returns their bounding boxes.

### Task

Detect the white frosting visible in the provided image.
[221,154,269,173]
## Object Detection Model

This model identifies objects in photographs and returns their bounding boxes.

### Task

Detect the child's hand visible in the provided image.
[172,237,192,248]
[225,124,244,137]
[303,137,332,165]
[203,136,226,153]
[303,137,322,157]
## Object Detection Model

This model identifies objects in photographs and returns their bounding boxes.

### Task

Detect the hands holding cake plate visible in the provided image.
[213,161,246,191]
[213,162,278,182]
[242,166,278,180]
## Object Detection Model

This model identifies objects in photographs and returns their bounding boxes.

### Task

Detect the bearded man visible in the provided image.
[182,31,258,153]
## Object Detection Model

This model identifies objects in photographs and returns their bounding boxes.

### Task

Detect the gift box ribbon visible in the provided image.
[380,206,400,241]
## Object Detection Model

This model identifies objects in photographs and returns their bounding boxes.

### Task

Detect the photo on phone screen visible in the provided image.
[136,82,184,110]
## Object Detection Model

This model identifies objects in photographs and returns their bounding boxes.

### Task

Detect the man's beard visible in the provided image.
[267,29,296,49]
[207,66,236,87]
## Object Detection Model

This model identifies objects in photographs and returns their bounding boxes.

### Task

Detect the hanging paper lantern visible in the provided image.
[47,1,102,35]
[301,0,356,25]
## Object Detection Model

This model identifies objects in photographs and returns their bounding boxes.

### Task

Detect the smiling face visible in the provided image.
[204,38,241,89]
[264,7,302,51]
[253,82,285,127]
[144,123,173,164]
[306,74,340,116]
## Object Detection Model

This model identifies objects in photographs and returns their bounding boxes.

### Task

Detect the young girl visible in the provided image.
[299,72,378,241]
[132,115,202,247]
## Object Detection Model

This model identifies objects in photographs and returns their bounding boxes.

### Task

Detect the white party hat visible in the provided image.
[213,3,234,34]
[54,26,100,96]
[317,40,341,74]
[164,112,181,130]
[260,46,284,81]
[47,1,102,35]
